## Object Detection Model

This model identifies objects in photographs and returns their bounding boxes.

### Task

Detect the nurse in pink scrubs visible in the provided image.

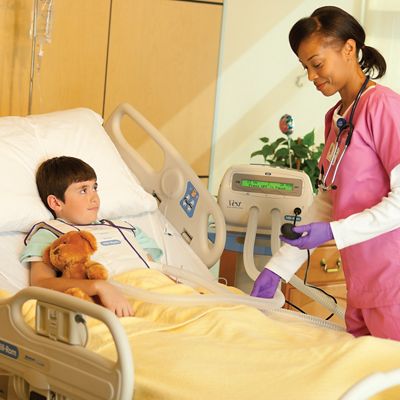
[251,6,400,340]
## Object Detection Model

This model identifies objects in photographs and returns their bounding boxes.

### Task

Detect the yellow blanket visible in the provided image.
[18,270,400,399]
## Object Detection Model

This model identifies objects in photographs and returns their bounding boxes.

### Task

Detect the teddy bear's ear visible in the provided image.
[79,231,97,252]
[42,245,52,266]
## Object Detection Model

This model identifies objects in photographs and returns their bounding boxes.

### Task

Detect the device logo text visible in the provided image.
[0,340,19,359]
[228,200,243,208]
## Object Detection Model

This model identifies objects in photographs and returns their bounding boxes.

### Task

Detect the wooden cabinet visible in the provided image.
[0,0,111,117]
[0,0,223,179]
[0,0,33,116]
[104,0,223,176]
[29,0,111,115]
[282,242,347,327]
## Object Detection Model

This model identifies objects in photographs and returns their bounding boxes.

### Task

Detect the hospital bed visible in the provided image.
[0,104,399,400]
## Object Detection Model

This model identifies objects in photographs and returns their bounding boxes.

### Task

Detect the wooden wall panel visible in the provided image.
[174,0,223,4]
[104,0,223,176]
[30,0,111,115]
[0,0,33,116]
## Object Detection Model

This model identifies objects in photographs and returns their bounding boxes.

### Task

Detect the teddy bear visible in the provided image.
[42,230,108,302]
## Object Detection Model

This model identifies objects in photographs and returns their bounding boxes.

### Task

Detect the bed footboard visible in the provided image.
[0,287,133,400]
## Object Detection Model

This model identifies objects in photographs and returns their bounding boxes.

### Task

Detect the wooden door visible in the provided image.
[104,0,223,176]
[29,0,111,115]
[0,0,33,116]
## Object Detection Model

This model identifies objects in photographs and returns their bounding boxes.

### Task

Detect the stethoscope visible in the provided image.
[317,75,370,191]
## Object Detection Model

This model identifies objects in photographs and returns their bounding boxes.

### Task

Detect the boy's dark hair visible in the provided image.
[289,6,386,79]
[36,156,97,217]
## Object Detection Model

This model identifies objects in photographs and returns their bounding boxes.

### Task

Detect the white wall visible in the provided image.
[363,1,400,94]
[209,0,362,195]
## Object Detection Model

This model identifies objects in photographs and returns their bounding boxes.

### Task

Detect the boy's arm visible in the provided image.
[30,261,134,317]
[134,226,163,261]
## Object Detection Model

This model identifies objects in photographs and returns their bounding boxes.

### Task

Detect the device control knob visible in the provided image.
[280,223,302,240]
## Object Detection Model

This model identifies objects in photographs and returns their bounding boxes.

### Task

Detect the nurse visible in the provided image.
[251,6,400,340]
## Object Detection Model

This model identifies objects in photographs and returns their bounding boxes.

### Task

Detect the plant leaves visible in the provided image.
[291,143,309,158]
[262,144,274,157]
[304,158,318,169]
[250,150,264,158]
[302,130,315,146]
[275,147,289,159]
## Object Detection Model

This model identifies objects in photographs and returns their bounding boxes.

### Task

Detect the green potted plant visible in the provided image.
[250,129,324,192]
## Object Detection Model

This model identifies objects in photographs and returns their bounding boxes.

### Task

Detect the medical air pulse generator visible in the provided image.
[218,164,314,281]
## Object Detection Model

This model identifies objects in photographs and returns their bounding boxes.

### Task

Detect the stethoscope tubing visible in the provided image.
[319,76,370,191]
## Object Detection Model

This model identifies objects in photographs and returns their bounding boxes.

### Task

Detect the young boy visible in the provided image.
[21,156,163,317]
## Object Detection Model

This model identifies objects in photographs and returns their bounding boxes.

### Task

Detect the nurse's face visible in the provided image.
[297,34,351,97]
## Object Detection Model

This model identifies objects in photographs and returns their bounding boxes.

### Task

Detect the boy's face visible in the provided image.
[50,179,100,225]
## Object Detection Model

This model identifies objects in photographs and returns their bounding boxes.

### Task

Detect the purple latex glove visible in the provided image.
[251,269,281,298]
[280,222,333,250]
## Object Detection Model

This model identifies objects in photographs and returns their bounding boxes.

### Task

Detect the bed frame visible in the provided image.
[0,104,398,399]
[0,288,133,400]
[0,103,227,399]
[104,103,226,268]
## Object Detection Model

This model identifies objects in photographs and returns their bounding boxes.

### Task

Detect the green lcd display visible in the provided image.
[240,179,293,192]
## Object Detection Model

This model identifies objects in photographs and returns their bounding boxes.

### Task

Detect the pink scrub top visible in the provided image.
[319,84,400,308]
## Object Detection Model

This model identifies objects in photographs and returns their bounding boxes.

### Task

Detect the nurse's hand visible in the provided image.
[251,269,281,298]
[280,222,333,250]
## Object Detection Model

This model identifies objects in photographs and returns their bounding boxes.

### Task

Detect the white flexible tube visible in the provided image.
[111,276,342,331]
[274,307,345,332]
[113,263,343,330]
[268,208,345,320]
[163,263,285,307]
[112,280,284,311]
[340,369,400,400]
[160,264,341,330]
[161,264,232,295]
[288,275,345,319]
[270,208,281,256]
[111,262,285,311]
[243,206,263,281]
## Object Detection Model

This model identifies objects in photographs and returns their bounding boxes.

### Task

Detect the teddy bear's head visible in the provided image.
[42,230,97,273]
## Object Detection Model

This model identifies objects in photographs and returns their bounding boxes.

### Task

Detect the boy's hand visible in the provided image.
[95,281,134,317]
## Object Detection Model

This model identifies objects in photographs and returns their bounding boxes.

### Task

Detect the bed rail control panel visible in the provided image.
[35,302,88,347]
[179,181,199,218]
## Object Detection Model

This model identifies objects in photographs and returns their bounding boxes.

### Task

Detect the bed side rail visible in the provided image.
[0,287,133,400]
[104,102,226,267]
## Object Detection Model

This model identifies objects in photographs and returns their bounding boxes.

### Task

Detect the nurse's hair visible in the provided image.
[36,156,97,217]
[288,6,386,79]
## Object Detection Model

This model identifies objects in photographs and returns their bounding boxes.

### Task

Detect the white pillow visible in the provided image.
[0,108,157,233]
